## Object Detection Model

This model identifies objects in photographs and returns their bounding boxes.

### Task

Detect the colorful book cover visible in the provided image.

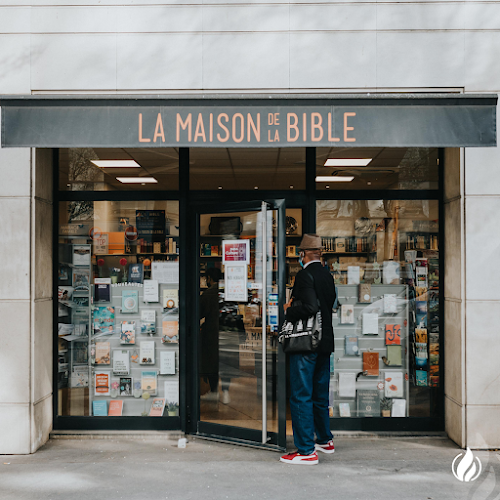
[128,263,144,284]
[358,283,371,303]
[416,370,428,386]
[119,377,133,396]
[140,341,155,364]
[344,336,360,356]
[72,269,90,291]
[94,371,110,396]
[385,324,401,345]
[384,371,404,398]
[149,398,166,417]
[415,329,428,343]
[162,319,179,343]
[122,290,139,314]
[112,350,130,375]
[362,351,379,376]
[73,245,91,266]
[357,390,380,417]
[120,321,136,345]
[92,400,107,416]
[108,400,123,416]
[93,306,115,334]
[141,371,158,395]
[140,310,156,335]
[95,342,111,365]
[340,304,354,324]
[330,353,334,374]
[94,283,111,302]
[162,289,179,310]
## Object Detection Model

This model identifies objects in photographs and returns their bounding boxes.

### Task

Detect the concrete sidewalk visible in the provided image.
[1,435,499,500]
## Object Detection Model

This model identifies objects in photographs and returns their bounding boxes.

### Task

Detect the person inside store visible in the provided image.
[280,234,336,465]
[200,267,222,402]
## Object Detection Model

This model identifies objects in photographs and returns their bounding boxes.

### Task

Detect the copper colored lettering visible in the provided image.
[232,113,244,143]
[176,113,192,142]
[311,112,323,142]
[153,113,165,143]
[194,113,207,143]
[247,113,261,142]
[287,113,299,142]
[217,113,230,142]
[327,112,340,142]
[138,113,151,143]
[344,112,356,142]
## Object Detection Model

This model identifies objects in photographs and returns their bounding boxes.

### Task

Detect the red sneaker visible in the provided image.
[315,440,335,454]
[280,451,319,465]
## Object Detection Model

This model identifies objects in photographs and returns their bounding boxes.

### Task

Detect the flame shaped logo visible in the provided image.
[452,448,482,482]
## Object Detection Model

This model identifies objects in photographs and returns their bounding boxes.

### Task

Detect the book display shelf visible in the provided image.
[57,205,181,418]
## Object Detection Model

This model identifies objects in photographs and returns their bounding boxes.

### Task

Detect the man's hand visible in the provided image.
[283,298,293,313]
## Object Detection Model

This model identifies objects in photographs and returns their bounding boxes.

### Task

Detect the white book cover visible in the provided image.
[391,399,406,417]
[338,372,356,398]
[384,294,397,314]
[383,261,400,285]
[112,350,130,375]
[143,280,159,303]
[340,304,355,324]
[160,351,176,375]
[140,341,155,364]
[339,402,351,417]
[164,380,179,405]
[72,245,91,266]
[362,312,379,335]
[384,371,404,398]
[347,266,360,285]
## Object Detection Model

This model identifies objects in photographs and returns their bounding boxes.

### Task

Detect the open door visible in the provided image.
[194,200,286,450]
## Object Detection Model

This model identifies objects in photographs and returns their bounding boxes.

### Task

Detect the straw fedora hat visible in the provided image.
[298,234,324,250]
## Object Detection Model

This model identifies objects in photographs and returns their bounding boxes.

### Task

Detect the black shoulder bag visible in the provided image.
[278,272,322,353]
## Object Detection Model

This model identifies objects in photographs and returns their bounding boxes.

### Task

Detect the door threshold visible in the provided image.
[194,433,285,452]
[50,430,184,440]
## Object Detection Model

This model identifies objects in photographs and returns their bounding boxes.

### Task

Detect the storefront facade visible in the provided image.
[0,4,499,454]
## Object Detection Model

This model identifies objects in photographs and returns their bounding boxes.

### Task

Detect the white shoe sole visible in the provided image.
[315,445,335,454]
[280,457,319,465]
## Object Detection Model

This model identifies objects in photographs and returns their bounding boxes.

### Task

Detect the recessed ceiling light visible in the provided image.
[91,160,141,168]
[218,186,223,190]
[316,176,354,183]
[289,185,294,189]
[116,177,158,184]
[325,185,330,189]
[324,158,371,167]
[254,186,258,190]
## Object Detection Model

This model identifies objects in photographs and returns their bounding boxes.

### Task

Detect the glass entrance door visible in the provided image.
[195,200,286,450]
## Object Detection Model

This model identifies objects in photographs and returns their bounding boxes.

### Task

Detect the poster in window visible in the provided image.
[225,264,248,302]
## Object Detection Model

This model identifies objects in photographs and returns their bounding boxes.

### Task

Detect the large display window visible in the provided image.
[316,199,441,418]
[57,200,180,418]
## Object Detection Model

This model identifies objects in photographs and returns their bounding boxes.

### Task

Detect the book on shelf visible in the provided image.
[391,399,406,417]
[112,350,130,375]
[385,324,401,345]
[122,290,139,314]
[143,280,159,303]
[95,342,111,365]
[70,367,89,388]
[119,377,133,396]
[140,309,156,335]
[386,345,402,366]
[94,281,111,303]
[120,321,136,345]
[358,284,371,303]
[338,372,356,398]
[162,289,179,310]
[340,304,354,324]
[160,351,176,375]
[72,245,91,266]
[384,371,404,398]
[338,403,351,417]
[92,400,107,416]
[94,371,111,396]
[72,269,90,291]
[108,400,123,416]
[162,319,179,344]
[335,238,346,253]
[362,313,378,335]
[164,380,179,406]
[382,261,400,285]
[357,390,380,417]
[415,329,428,343]
[362,351,379,376]
[416,370,428,386]
[149,398,166,417]
[140,341,155,364]
[384,294,397,314]
[128,263,144,284]
[93,306,115,334]
[141,371,158,395]
[344,336,360,356]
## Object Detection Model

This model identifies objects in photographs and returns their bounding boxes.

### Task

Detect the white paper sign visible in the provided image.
[164,380,179,405]
[152,262,179,284]
[347,266,360,285]
[391,398,406,417]
[160,351,176,375]
[384,294,397,313]
[143,279,159,302]
[224,264,248,302]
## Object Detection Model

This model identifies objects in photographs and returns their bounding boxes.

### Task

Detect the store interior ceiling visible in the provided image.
[59,147,439,191]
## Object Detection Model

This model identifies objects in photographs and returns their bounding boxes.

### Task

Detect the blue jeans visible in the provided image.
[289,352,333,455]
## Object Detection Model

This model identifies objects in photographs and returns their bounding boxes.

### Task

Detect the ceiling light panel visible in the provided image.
[91,160,141,168]
[324,159,372,167]
[116,177,158,184]
[315,176,354,182]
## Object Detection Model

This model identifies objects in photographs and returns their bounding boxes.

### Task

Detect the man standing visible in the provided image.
[280,234,336,465]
